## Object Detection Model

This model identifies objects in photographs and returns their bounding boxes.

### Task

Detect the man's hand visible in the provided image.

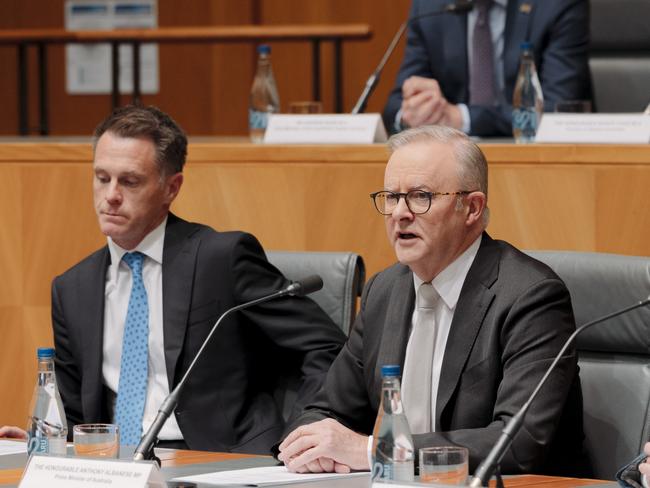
[638,442,650,482]
[278,419,369,473]
[400,76,462,130]
[0,426,28,440]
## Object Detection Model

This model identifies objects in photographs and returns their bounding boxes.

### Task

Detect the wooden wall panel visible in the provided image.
[0,0,408,135]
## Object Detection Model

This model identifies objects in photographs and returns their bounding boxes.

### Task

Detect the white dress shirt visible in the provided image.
[408,236,481,429]
[103,216,183,440]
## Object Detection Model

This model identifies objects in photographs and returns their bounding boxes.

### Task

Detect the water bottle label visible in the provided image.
[249,109,269,130]
[512,108,538,134]
[27,432,48,455]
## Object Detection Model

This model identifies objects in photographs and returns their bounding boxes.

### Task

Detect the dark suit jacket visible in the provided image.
[383,0,592,137]
[51,214,346,454]
[286,234,585,475]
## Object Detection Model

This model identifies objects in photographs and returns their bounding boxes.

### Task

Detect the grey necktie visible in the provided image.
[469,0,496,105]
[402,282,438,434]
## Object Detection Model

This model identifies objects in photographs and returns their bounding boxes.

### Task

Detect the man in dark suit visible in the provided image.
[383,0,591,137]
[278,125,584,475]
[50,105,346,454]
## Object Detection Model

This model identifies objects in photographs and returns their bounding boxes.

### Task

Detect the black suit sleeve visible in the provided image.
[51,278,84,438]
[228,233,347,421]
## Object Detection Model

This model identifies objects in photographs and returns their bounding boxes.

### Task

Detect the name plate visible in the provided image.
[19,454,165,488]
[264,113,387,144]
[535,113,650,143]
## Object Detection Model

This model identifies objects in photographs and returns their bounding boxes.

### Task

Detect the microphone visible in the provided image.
[468,294,650,487]
[351,0,474,114]
[132,275,324,462]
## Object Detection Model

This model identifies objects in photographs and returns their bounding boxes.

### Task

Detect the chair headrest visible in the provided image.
[590,0,650,51]
[526,251,650,355]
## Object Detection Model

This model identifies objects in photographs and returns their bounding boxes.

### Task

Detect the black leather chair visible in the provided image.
[589,0,650,112]
[527,250,650,480]
[265,250,365,421]
[266,250,365,335]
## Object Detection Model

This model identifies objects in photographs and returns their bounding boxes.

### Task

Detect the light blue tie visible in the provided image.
[114,252,149,446]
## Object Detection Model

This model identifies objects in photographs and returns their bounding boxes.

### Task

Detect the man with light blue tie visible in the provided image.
[48,105,346,453]
[383,0,591,136]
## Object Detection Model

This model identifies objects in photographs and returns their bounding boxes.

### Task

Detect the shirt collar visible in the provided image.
[107,216,167,273]
[412,235,482,311]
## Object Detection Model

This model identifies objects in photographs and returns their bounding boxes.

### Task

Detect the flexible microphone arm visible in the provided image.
[133,275,324,461]
[469,295,650,487]
[351,0,474,114]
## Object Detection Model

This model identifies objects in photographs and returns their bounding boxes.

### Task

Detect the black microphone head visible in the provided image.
[289,275,324,297]
[446,0,474,14]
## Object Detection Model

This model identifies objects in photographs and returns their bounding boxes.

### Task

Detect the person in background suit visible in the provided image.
[278,125,584,475]
[1,105,346,454]
[383,0,591,137]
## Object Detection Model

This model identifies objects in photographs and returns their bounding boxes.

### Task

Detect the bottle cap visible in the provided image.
[381,364,400,377]
[520,41,533,51]
[37,347,55,359]
[257,44,271,55]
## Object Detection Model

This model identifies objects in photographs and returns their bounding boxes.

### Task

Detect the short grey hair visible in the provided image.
[387,125,488,198]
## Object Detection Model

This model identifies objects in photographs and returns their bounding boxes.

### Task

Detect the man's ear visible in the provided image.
[465,191,486,226]
[165,172,184,204]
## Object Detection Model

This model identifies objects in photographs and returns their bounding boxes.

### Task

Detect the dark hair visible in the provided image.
[93,105,187,175]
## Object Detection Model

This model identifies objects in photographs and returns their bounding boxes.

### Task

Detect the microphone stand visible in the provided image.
[132,276,322,462]
[469,295,650,487]
[351,0,473,114]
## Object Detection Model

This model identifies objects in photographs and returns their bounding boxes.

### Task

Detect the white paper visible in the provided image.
[172,465,370,486]
[535,113,650,144]
[264,114,387,144]
[19,454,165,488]
[0,439,26,456]
[65,0,159,94]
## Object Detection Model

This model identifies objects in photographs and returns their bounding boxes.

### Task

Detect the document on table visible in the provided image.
[0,440,26,456]
[171,465,370,486]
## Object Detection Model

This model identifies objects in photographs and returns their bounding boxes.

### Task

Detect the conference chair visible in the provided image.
[265,250,366,420]
[589,0,650,112]
[526,250,650,480]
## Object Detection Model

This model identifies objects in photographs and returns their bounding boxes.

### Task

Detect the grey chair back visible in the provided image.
[266,250,365,335]
[589,0,650,112]
[527,250,650,480]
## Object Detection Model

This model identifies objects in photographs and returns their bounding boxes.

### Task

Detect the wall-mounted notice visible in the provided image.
[64,0,159,94]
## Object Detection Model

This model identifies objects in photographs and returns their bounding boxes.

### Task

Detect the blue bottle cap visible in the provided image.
[37,347,55,358]
[381,364,401,377]
[520,41,533,51]
[257,44,271,55]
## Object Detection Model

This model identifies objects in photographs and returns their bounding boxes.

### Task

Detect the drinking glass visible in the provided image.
[73,423,119,458]
[419,446,468,485]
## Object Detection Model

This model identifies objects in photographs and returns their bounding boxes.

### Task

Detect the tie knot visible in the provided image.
[417,283,438,310]
[476,0,492,16]
[122,252,144,275]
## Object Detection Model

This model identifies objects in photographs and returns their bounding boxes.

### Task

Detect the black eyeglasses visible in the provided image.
[369,190,475,215]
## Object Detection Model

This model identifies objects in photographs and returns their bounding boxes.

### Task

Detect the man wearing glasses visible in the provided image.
[278,125,585,476]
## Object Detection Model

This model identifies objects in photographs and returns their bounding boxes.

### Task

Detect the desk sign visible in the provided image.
[264,113,388,144]
[19,454,165,488]
[535,113,650,143]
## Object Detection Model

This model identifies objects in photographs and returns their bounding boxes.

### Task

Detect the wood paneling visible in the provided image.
[0,0,410,135]
[2,141,649,429]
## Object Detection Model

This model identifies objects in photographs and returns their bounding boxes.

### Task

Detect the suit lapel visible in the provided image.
[375,267,415,392]
[162,214,200,389]
[81,248,110,421]
[435,234,500,428]
[504,0,536,93]
[446,11,470,100]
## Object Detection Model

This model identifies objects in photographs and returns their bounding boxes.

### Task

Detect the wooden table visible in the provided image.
[0,25,371,134]
[0,446,613,487]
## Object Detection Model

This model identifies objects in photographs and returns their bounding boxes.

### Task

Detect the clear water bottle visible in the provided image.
[249,44,280,143]
[371,364,415,482]
[26,347,67,456]
[512,42,544,143]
